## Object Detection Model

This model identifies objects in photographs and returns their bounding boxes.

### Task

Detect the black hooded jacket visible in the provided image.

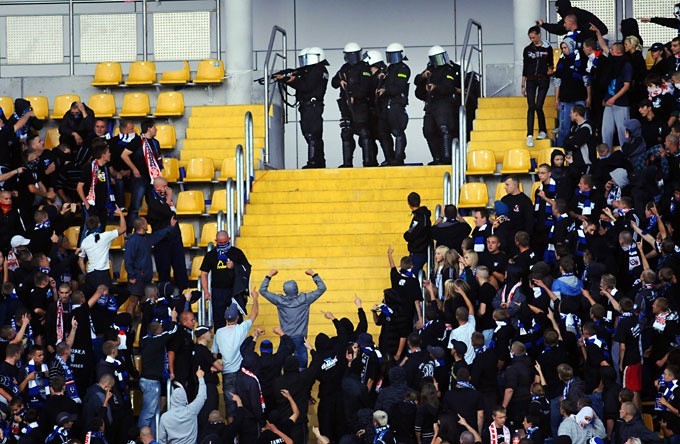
[541,0,609,37]
[374,366,409,414]
[404,206,432,254]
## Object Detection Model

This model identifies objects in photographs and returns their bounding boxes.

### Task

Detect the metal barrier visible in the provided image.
[166,379,172,410]
[451,137,463,205]
[217,210,225,232]
[206,242,214,328]
[197,279,205,326]
[459,19,485,108]
[226,178,235,241]
[262,25,288,167]
[418,269,426,324]
[235,145,245,237]
[443,173,452,206]
[244,111,255,203]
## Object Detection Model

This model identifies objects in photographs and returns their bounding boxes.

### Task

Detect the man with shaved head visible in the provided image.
[200,230,251,329]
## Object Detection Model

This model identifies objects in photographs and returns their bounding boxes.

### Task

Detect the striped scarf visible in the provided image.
[535,179,557,229]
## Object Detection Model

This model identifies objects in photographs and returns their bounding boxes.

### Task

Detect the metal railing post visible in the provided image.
[478,26,485,98]
[263,26,288,167]
[166,379,172,410]
[226,179,235,241]
[245,111,254,202]
[197,279,205,326]
[418,269,426,324]
[215,0,222,60]
[206,241,214,328]
[217,210,224,232]
[142,0,148,61]
[235,145,245,236]
[68,0,75,75]
[443,173,452,206]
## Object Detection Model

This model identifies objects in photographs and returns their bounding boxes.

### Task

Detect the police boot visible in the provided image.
[339,139,355,168]
[302,140,321,169]
[440,126,452,165]
[359,130,378,167]
[393,134,407,166]
[379,136,395,166]
[426,137,442,165]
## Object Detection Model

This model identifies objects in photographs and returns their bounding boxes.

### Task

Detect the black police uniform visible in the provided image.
[367,63,387,165]
[331,61,375,167]
[287,61,329,168]
[414,62,458,164]
[378,61,410,165]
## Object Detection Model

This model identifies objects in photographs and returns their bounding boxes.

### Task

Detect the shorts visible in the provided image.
[623,362,642,391]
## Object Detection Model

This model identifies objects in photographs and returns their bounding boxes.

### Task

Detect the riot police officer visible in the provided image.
[414,45,458,165]
[277,47,329,169]
[331,42,375,167]
[363,50,388,166]
[377,43,410,166]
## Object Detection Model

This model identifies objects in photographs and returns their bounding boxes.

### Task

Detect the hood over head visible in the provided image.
[339,317,354,334]
[620,18,643,46]
[562,37,577,56]
[624,119,642,138]
[241,351,258,371]
[315,333,330,352]
[283,355,299,374]
[555,0,572,14]
[388,365,407,385]
[170,383,188,406]
[283,280,298,296]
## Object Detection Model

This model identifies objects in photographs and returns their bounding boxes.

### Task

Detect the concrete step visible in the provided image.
[249,267,388,279]
[474,118,556,131]
[191,104,265,117]
[248,187,441,204]
[246,245,416,259]
[245,200,442,214]
[243,211,409,225]
[247,256,403,270]
[188,116,266,129]
[471,129,554,142]
[252,177,443,192]
[468,139,551,152]
[476,107,556,120]
[477,96,556,108]
[186,126,265,139]
[239,233,403,248]
[240,222,408,237]
[183,138,265,150]
[179,149,262,165]
[254,165,450,181]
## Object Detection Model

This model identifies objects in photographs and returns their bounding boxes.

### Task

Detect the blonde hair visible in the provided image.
[435,245,450,267]
[463,251,478,269]
[444,279,457,300]
[625,36,642,52]
[444,249,460,276]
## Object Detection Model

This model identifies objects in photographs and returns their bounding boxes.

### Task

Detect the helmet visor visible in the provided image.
[344,51,362,65]
[386,51,403,64]
[301,54,321,66]
[429,52,449,67]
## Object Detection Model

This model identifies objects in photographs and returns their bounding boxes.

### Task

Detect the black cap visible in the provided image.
[650,42,665,52]
[451,339,468,356]
[195,326,210,339]
[56,412,78,425]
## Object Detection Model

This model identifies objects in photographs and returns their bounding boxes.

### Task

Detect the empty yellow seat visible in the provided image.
[209,190,227,214]
[189,256,204,280]
[92,62,123,87]
[154,92,184,117]
[194,59,225,84]
[0,96,14,118]
[120,93,150,117]
[106,225,124,250]
[494,181,524,202]
[63,226,81,249]
[199,222,218,247]
[176,191,205,215]
[218,157,237,181]
[125,61,156,86]
[162,157,180,183]
[462,216,475,231]
[88,94,116,118]
[458,182,489,209]
[125,193,148,216]
[156,124,176,149]
[24,96,49,120]
[179,223,196,248]
[119,259,128,283]
[44,128,60,149]
[530,181,541,204]
[500,148,532,174]
[51,94,81,119]
[160,61,191,85]
[184,158,215,182]
[466,149,496,175]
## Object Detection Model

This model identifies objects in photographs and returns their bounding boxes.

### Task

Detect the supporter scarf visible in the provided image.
[0,203,12,215]
[374,425,392,444]
[86,161,116,217]
[241,367,266,411]
[216,241,231,265]
[47,426,69,444]
[12,111,29,141]
[576,190,593,216]
[56,300,64,344]
[475,345,487,355]
[501,282,522,305]
[576,227,587,257]
[456,380,475,390]
[85,431,109,444]
[6,250,18,272]
[151,188,175,212]
[473,224,487,252]
[643,216,658,235]
[97,293,118,313]
[142,137,162,184]
[492,215,510,231]
[536,179,557,228]
[25,359,49,407]
[656,373,667,411]
[34,219,50,231]
[663,379,679,402]
[563,377,576,399]
[586,335,611,361]
[55,355,81,403]
[653,310,677,333]
[488,422,511,444]
[11,317,33,348]
[526,426,539,440]
[400,268,414,278]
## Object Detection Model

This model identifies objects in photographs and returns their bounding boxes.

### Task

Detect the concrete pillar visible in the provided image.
[224,0,253,104]
[513,0,543,96]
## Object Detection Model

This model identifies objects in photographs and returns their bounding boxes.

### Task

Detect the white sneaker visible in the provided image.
[526,135,534,147]
[536,131,548,140]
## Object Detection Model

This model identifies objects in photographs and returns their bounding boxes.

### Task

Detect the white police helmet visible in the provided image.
[343,42,363,65]
[297,48,310,67]
[386,43,406,64]
[363,50,384,67]
[305,47,326,65]
[428,45,450,66]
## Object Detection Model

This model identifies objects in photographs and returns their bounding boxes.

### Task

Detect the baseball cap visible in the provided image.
[356,332,373,349]
[650,42,665,52]
[427,345,445,359]
[194,326,210,339]
[10,235,30,249]
[225,303,239,321]
[451,339,468,356]
[56,411,78,425]
[260,340,273,354]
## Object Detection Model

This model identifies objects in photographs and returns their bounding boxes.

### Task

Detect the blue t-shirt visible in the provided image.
[605,58,633,106]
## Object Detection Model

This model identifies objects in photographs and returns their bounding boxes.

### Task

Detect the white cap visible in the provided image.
[10,235,30,249]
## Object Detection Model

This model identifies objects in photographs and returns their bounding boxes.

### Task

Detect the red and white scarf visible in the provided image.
[56,300,64,344]
[241,367,266,411]
[488,423,511,444]
[86,160,102,206]
[501,282,522,305]
[143,137,162,184]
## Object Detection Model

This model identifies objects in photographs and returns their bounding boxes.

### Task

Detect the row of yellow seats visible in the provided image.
[466,147,564,175]
[63,221,220,250]
[0,92,183,121]
[162,157,241,183]
[458,180,550,209]
[92,60,225,87]
[118,256,205,283]
[43,123,176,150]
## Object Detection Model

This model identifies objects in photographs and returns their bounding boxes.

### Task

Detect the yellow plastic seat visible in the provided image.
[500,148,532,174]
[63,226,81,249]
[554,48,562,65]
[119,260,128,283]
[0,96,14,118]
[643,413,654,431]
[159,61,191,85]
[162,157,180,183]
[154,92,184,117]
[106,225,124,250]
[125,61,156,86]
[51,94,81,119]
[184,158,215,182]
[119,93,151,117]
[218,158,237,181]
[179,223,196,248]
[92,62,123,87]
[530,181,541,204]
[155,124,176,149]
[646,50,654,70]
[189,256,204,280]
[44,128,60,149]
[125,193,148,216]
[194,59,225,84]
[176,191,205,215]
[494,181,524,202]
[466,149,496,175]
[209,190,227,214]
[88,94,116,118]
[458,182,489,209]
[534,147,565,170]
[463,216,475,231]
[24,96,49,120]
[199,222,218,247]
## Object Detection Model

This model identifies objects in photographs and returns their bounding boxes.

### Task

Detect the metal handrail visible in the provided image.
[235,145,245,237]
[443,173,452,206]
[459,19,485,108]
[206,242,214,327]
[262,25,288,167]
[418,269,426,324]
[217,210,225,232]
[197,279,204,326]
[226,178,235,241]
[244,111,255,202]
[166,379,172,410]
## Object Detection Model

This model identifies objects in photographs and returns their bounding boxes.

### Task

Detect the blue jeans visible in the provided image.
[482,329,494,347]
[410,253,428,275]
[221,371,238,419]
[291,336,308,369]
[128,177,148,226]
[556,100,585,147]
[138,378,161,436]
[211,288,232,330]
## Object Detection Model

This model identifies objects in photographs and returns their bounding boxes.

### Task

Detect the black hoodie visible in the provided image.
[541,0,609,38]
[403,206,432,254]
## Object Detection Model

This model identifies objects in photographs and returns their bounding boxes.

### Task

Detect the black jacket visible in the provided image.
[431,219,471,254]
[523,42,554,80]
[403,206,432,254]
[541,0,608,37]
[288,61,329,103]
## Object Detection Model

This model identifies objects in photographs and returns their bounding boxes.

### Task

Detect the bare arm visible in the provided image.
[387,246,396,269]
[200,271,211,300]
[248,289,259,322]
[121,149,140,177]
[12,111,34,133]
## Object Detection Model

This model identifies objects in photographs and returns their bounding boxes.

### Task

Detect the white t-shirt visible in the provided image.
[79,230,119,273]
[212,319,253,373]
[449,315,476,365]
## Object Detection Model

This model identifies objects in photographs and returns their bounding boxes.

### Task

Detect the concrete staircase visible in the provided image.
[238,165,448,342]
